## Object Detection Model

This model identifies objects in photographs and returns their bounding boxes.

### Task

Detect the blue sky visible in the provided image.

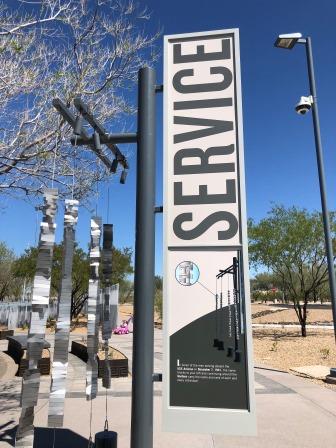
[1,0,336,275]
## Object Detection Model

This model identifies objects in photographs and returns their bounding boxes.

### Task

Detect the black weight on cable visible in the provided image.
[95,429,118,448]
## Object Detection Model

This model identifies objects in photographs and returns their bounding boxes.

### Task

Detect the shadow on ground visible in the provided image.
[252,329,324,340]
[0,423,89,447]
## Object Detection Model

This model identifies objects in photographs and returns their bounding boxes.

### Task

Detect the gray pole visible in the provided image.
[305,37,336,341]
[131,67,156,448]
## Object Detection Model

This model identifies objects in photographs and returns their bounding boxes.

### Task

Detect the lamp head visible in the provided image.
[274,33,302,49]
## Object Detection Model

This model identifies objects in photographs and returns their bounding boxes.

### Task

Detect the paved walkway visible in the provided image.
[0,330,335,447]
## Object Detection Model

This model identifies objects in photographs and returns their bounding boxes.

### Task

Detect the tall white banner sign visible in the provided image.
[163,29,256,435]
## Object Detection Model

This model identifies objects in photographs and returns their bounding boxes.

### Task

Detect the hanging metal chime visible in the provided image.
[86,216,102,400]
[15,189,58,448]
[48,199,79,427]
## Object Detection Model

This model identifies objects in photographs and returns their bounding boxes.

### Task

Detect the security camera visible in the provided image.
[295,96,313,115]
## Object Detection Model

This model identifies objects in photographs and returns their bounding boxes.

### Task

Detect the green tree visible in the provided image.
[250,272,286,303]
[13,244,133,318]
[0,1,159,199]
[248,205,335,336]
[110,247,133,286]
[108,247,134,305]
[251,272,282,291]
[0,241,18,300]
[13,244,89,317]
[154,275,163,320]
[119,279,134,304]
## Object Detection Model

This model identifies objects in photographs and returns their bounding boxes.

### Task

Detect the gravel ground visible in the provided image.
[253,327,336,390]
[251,304,333,325]
[251,304,279,316]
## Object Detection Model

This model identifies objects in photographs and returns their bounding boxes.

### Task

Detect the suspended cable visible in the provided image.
[95,160,100,216]
[104,386,109,431]
[106,182,110,223]
[227,273,232,351]
[51,117,61,188]
[34,207,39,246]
[214,274,219,348]
[72,138,77,200]
[52,428,56,448]
[88,398,93,447]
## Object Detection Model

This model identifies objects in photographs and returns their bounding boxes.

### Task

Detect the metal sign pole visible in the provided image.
[52,67,159,445]
[130,66,157,448]
[305,37,336,342]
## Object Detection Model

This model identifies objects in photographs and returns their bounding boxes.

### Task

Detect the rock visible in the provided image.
[290,365,331,380]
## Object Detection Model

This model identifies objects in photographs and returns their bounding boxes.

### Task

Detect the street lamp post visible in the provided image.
[275,33,336,381]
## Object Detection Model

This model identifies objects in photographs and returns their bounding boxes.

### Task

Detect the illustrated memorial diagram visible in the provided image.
[171,252,246,410]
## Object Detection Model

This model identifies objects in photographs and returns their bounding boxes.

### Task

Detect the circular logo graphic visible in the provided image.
[175,261,200,286]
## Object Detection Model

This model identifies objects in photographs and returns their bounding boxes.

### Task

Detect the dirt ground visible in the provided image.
[251,303,333,325]
[251,304,336,389]
[253,327,335,369]
[253,327,336,389]
[119,303,133,321]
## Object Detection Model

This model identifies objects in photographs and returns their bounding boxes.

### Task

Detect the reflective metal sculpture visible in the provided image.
[15,189,58,448]
[101,224,113,388]
[48,199,79,427]
[86,217,102,400]
[109,284,119,333]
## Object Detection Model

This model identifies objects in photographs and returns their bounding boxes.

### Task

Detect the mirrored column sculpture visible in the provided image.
[86,217,102,400]
[109,283,119,333]
[48,199,79,427]
[101,224,113,388]
[15,188,58,448]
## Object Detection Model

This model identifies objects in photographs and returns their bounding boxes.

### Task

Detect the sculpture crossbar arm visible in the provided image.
[52,98,129,172]
[52,98,114,172]
[73,98,129,170]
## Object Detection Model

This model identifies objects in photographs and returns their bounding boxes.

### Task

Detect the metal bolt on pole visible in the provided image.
[130,66,157,448]
[305,37,336,342]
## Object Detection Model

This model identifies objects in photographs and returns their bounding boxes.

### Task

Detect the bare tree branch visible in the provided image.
[0,0,160,201]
